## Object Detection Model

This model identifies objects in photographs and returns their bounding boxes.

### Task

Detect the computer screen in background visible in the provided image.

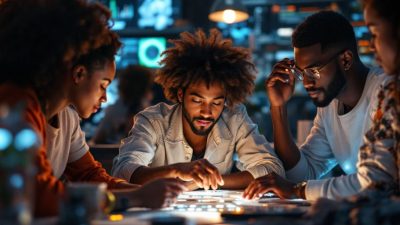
[116,37,167,69]
[98,0,181,31]
[102,36,166,110]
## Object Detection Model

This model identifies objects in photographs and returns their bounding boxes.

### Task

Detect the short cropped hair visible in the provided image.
[292,11,357,53]
[155,29,256,108]
[0,0,121,96]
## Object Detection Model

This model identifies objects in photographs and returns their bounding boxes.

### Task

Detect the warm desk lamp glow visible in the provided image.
[208,0,249,24]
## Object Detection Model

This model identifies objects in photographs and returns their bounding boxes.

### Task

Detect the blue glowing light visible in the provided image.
[10,174,24,189]
[342,161,355,174]
[138,37,166,68]
[0,128,12,151]
[138,0,173,30]
[14,129,38,151]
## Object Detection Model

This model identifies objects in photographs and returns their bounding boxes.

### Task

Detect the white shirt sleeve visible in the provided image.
[286,109,337,182]
[111,114,158,181]
[234,106,285,178]
[305,136,396,200]
[304,78,398,201]
[67,107,89,163]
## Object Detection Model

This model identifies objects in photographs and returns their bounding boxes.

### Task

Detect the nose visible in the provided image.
[369,38,376,52]
[302,75,315,89]
[100,91,107,103]
[200,102,212,118]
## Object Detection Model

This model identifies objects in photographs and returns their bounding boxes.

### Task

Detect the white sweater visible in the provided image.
[286,67,390,200]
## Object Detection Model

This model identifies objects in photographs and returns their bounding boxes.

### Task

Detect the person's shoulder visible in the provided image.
[62,106,80,120]
[381,74,397,88]
[63,106,77,115]
[0,83,39,109]
[137,102,178,120]
[380,75,397,94]
[367,67,392,86]
[368,67,385,77]
[362,67,395,100]
[57,106,82,130]
[0,83,46,131]
[0,83,44,119]
[221,103,248,122]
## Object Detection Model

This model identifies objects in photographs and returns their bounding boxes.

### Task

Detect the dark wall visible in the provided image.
[182,0,215,30]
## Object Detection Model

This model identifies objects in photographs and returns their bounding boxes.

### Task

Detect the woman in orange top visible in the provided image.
[0,0,185,217]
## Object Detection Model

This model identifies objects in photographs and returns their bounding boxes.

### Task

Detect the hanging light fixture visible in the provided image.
[208,0,249,24]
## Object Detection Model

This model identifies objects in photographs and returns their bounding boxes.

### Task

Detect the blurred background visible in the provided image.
[82,0,375,143]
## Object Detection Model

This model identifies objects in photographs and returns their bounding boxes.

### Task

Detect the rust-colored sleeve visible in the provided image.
[64,152,127,189]
[0,85,65,217]
[23,92,65,217]
[1,85,130,218]
[33,144,65,217]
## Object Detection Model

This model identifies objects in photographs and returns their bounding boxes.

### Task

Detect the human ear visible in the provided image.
[177,89,183,103]
[341,50,353,71]
[72,65,88,83]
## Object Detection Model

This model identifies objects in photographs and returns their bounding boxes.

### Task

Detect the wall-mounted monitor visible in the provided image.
[116,37,167,69]
[98,0,181,31]
[138,37,166,68]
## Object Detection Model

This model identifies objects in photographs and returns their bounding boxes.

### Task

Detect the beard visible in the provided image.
[181,101,220,136]
[306,64,346,107]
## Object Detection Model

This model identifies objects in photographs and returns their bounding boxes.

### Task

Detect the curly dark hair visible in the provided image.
[292,11,358,53]
[155,29,256,108]
[0,0,121,100]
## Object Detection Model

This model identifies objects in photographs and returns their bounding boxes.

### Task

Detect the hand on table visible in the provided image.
[132,178,187,208]
[173,159,224,190]
[243,172,301,199]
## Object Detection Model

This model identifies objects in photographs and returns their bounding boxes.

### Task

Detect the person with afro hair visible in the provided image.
[112,29,284,190]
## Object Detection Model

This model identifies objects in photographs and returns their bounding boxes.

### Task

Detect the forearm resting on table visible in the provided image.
[221,171,254,189]
[130,165,177,184]
[112,189,142,210]
[131,166,253,190]
[111,182,141,189]
[270,106,300,170]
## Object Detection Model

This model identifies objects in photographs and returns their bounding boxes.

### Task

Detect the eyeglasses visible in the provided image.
[290,50,344,81]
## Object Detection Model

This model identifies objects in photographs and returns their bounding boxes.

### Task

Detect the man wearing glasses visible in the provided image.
[243,11,389,200]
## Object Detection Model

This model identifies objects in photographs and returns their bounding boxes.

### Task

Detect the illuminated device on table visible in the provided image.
[165,190,309,217]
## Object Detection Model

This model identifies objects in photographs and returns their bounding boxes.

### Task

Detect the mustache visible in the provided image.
[305,87,322,92]
[193,117,215,123]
